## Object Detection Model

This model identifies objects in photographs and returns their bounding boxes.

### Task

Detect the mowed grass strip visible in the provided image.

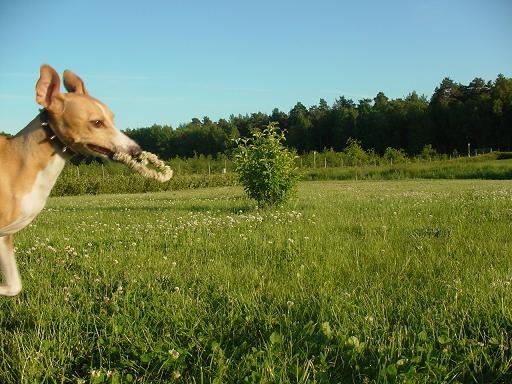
[1,180,511,383]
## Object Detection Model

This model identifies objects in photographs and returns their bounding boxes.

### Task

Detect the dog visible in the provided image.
[0,64,141,296]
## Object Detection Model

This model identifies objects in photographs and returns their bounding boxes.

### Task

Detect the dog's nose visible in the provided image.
[129,144,142,157]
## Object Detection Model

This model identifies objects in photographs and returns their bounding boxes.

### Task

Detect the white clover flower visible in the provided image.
[90,369,101,378]
[168,349,180,359]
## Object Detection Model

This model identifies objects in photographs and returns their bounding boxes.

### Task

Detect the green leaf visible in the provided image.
[386,363,398,377]
[437,334,451,345]
[269,332,283,345]
[40,340,52,351]
[140,352,152,363]
[410,355,422,364]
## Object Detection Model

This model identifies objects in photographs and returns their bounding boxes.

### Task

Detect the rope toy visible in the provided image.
[113,151,173,182]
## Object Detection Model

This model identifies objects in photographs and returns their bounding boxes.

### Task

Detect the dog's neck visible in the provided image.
[9,114,69,192]
[14,112,74,159]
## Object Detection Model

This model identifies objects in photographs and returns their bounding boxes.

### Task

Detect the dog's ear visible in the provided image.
[63,70,88,95]
[36,64,63,113]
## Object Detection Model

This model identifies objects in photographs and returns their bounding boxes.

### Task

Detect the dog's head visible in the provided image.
[35,64,141,159]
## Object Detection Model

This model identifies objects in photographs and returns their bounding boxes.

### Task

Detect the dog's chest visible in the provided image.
[0,155,65,235]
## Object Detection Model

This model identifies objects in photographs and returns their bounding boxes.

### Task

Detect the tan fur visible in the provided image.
[0,64,141,296]
[0,117,56,229]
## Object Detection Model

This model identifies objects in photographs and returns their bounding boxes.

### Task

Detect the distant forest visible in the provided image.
[126,74,512,159]
[3,75,506,160]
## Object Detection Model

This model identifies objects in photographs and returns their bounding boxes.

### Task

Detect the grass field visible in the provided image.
[1,180,512,383]
[52,155,512,197]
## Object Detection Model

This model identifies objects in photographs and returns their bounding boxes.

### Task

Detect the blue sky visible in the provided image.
[1,0,511,134]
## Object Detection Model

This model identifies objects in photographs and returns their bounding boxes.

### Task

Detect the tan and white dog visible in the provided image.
[0,64,141,296]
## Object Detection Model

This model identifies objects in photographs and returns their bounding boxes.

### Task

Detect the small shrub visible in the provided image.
[383,147,407,164]
[421,144,437,160]
[233,123,299,207]
[366,148,381,166]
[343,138,369,165]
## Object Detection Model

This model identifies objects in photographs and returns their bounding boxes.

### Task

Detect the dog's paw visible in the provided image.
[0,284,22,297]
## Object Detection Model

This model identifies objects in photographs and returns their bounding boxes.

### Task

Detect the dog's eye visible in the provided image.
[92,120,104,128]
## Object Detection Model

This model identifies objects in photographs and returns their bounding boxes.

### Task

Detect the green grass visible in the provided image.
[1,180,512,383]
[303,157,512,181]
[53,156,512,197]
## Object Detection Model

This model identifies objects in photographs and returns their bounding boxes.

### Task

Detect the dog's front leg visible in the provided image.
[0,235,22,297]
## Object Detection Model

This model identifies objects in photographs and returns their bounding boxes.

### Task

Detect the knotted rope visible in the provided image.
[113,151,173,182]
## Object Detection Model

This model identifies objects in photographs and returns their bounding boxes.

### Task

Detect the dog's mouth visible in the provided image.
[87,144,114,158]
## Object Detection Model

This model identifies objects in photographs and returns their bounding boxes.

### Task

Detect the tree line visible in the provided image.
[36,75,512,160]
[131,74,511,159]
